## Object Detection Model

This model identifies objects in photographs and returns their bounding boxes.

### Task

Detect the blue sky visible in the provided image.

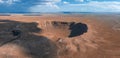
[0,0,120,12]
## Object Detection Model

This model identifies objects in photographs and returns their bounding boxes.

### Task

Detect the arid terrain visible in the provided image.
[0,14,120,58]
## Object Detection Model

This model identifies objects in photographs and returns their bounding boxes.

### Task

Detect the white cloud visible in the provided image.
[59,1,120,12]
[44,0,61,4]
[29,0,120,12]
[29,1,120,12]
[29,2,60,12]
[63,1,69,4]
[84,1,120,12]
[0,0,4,3]
[29,0,61,12]
[76,0,84,2]
[46,2,59,9]
[0,0,19,4]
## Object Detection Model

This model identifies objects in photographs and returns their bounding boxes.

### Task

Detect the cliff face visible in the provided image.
[0,14,120,58]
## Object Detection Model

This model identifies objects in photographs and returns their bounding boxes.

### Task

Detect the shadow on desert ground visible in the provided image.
[69,22,88,37]
[0,20,57,58]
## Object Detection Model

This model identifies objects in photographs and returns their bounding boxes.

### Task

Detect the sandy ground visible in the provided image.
[0,14,120,58]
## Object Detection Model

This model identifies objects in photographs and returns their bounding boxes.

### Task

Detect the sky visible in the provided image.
[0,0,120,12]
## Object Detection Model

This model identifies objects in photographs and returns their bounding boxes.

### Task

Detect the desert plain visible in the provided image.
[0,13,120,58]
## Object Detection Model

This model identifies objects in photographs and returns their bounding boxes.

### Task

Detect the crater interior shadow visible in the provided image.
[69,22,88,37]
[0,20,57,58]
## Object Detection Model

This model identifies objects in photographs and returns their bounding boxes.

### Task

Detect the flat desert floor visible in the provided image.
[0,14,120,58]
